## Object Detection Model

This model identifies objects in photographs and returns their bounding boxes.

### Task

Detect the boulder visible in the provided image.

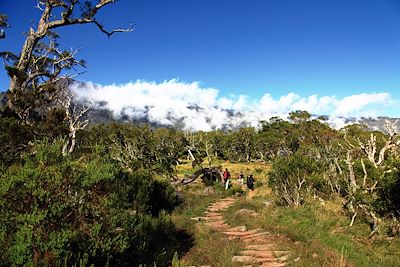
[235,208,258,217]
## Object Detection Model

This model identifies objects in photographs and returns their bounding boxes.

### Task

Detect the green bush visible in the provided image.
[376,162,400,218]
[269,152,323,206]
[0,140,180,266]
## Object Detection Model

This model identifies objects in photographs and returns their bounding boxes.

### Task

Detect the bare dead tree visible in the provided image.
[184,131,202,165]
[354,120,400,167]
[345,150,357,193]
[204,138,214,166]
[3,0,132,121]
[342,120,400,236]
[59,96,91,155]
[111,137,137,171]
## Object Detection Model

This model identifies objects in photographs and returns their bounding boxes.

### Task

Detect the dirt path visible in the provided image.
[198,196,289,267]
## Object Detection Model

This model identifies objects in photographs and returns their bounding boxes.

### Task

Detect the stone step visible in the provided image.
[232,255,260,264]
[203,213,223,218]
[208,204,234,209]
[204,215,223,219]
[217,198,235,202]
[241,250,274,258]
[232,255,277,264]
[206,207,227,212]
[240,232,270,241]
[223,229,261,236]
[205,222,231,230]
[242,236,271,244]
[199,216,222,222]
[227,225,247,232]
[209,201,235,206]
[213,202,235,206]
[203,211,221,216]
[258,263,286,267]
[245,244,274,250]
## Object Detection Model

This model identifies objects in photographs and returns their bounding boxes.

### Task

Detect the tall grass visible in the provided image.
[180,224,242,266]
[224,196,400,267]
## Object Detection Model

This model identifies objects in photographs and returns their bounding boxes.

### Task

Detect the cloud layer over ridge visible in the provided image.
[71,79,394,131]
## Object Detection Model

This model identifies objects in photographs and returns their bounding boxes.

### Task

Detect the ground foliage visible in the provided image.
[0,139,182,266]
[2,107,400,264]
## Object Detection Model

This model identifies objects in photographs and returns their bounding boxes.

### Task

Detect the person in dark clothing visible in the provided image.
[247,174,255,190]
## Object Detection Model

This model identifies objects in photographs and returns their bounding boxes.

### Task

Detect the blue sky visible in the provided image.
[2,0,400,117]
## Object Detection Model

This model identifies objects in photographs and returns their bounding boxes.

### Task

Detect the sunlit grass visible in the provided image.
[180,224,243,267]
[173,161,400,267]
[223,193,400,267]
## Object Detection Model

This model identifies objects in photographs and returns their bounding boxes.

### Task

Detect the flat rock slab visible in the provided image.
[245,244,274,250]
[227,225,247,232]
[223,229,261,236]
[243,236,271,245]
[240,232,270,240]
[232,255,261,263]
[232,255,277,264]
[241,250,274,258]
[205,221,230,230]
[206,207,227,212]
[259,263,286,267]
[203,211,221,216]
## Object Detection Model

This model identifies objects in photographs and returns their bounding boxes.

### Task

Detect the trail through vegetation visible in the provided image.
[199,196,289,266]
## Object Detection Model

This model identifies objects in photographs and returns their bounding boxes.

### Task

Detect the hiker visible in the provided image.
[247,174,255,190]
[223,168,231,190]
[238,172,245,185]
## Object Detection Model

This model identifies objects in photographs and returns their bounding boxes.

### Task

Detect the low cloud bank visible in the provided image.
[71,79,393,131]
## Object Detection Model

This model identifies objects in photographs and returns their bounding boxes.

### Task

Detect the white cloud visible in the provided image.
[333,93,390,116]
[71,79,396,131]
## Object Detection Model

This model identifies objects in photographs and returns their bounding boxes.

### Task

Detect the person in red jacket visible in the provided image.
[223,168,231,190]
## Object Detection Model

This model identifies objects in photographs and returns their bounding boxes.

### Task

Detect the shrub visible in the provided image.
[269,152,322,206]
[0,139,180,266]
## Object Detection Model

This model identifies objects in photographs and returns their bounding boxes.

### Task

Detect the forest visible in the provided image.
[2,1,400,266]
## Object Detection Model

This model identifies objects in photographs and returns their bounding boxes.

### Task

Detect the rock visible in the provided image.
[230,225,247,232]
[263,201,273,207]
[312,253,318,258]
[235,208,258,217]
[203,187,215,196]
[232,255,260,263]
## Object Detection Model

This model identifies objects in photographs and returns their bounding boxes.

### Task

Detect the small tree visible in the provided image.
[289,110,311,123]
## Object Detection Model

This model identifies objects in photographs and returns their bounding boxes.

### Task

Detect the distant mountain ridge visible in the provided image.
[83,98,400,133]
[1,86,399,133]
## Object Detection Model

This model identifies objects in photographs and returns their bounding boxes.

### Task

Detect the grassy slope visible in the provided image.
[172,161,400,267]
